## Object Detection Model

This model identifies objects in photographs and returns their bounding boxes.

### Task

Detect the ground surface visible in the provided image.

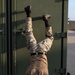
[67,30,75,75]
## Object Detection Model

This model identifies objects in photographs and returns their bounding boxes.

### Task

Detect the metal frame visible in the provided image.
[5,0,66,75]
[6,0,12,75]
[61,0,65,75]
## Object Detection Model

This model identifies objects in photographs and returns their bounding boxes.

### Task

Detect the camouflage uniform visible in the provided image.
[25,17,54,53]
[25,17,54,75]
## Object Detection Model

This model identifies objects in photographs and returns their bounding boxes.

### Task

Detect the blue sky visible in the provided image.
[68,0,75,21]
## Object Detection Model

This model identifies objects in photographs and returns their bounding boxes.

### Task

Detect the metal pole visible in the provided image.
[61,0,64,75]
[6,0,12,75]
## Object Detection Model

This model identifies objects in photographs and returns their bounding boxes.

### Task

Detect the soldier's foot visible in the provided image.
[24,6,32,14]
[42,14,51,21]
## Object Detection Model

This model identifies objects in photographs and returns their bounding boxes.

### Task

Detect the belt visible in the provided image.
[31,52,47,56]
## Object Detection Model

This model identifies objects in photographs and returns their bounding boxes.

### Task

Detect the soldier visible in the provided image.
[25,6,54,75]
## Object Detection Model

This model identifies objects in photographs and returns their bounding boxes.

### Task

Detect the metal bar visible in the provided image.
[54,32,67,40]
[60,0,65,75]
[6,0,12,75]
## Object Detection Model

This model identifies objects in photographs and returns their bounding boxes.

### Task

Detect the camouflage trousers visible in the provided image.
[25,17,54,53]
[25,17,54,75]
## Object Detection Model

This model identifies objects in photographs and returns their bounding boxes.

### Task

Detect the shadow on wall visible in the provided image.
[0,11,44,54]
[0,33,27,54]
[0,6,67,53]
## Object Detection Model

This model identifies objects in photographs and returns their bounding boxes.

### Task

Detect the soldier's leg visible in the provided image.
[25,6,37,53]
[37,14,54,52]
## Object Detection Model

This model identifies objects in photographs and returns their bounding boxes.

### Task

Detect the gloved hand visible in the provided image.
[24,6,32,17]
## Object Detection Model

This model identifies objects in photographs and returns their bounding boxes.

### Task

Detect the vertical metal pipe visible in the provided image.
[61,0,64,75]
[6,0,12,75]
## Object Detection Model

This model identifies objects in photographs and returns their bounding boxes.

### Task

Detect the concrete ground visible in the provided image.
[67,30,75,75]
